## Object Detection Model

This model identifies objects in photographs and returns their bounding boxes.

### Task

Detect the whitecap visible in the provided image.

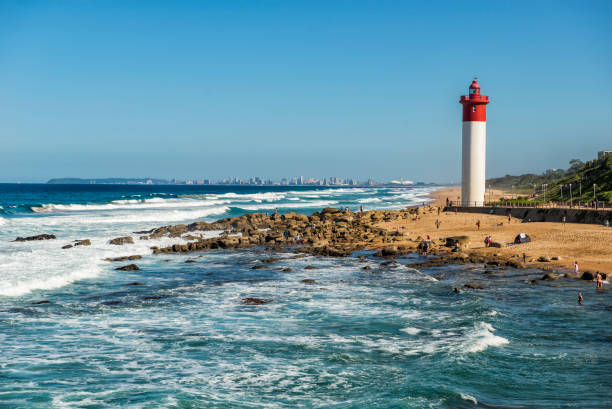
[460,392,478,404]
[459,322,509,353]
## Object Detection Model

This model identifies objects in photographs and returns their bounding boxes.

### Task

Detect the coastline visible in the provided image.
[131,194,610,278]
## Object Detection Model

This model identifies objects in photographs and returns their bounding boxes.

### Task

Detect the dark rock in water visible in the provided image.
[142,295,164,300]
[74,239,91,246]
[33,300,50,305]
[251,265,267,270]
[434,273,445,280]
[62,244,73,249]
[531,279,540,285]
[483,270,497,275]
[301,279,316,284]
[304,265,317,270]
[381,260,397,266]
[541,273,559,280]
[109,236,134,245]
[262,257,280,263]
[102,300,123,305]
[241,297,270,305]
[116,264,140,271]
[105,255,142,262]
[362,265,372,270]
[581,271,595,280]
[185,259,196,263]
[380,246,399,257]
[13,234,56,242]
[282,268,292,272]
[126,282,143,286]
[464,282,485,289]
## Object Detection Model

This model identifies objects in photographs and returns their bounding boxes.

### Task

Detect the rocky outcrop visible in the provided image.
[464,282,485,289]
[62,244,73,249]
[241,297,270,305]
[109,236,134,245]
[13,234,56,242]
[75,239,91,246]
[105,255,142,262]
[541,273,559,280]
[301,279,316,284]
[115,264,140,271]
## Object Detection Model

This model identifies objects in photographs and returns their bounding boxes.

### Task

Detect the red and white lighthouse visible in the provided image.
[460,78,490,206]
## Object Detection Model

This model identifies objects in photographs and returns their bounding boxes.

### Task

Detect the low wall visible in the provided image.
[445,206,612,225]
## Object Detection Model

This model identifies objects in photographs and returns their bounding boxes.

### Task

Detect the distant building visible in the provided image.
[598,150,612,160]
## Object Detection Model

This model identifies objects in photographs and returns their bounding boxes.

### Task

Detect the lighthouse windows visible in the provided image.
[472,106,477,112]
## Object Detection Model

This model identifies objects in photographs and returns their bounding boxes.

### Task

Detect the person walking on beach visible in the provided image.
[476,220,481,230]
[437,207,441,215]
[435,219,441,229]
[484,236,489,248]
[507,211,512,223]
[523,253,527,263]
[562,216,566,226]
[574,261,579,276]
[578,292,583,306]
[596,272,603,289]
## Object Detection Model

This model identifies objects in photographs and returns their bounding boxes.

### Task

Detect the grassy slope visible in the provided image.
[487,156,612,203]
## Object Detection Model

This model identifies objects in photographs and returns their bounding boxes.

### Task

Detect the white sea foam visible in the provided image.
[357,198,382,203]
[459,322,509,353]
[401,327,421,335]
[235,200,338,211]
[460,392,478,404]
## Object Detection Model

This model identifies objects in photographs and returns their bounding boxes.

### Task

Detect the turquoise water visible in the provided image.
[0,184,610,408]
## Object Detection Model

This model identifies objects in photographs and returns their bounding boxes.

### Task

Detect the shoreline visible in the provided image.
[113,196,610,279]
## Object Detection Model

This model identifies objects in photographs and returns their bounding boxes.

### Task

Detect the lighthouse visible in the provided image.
[460,78,490,206]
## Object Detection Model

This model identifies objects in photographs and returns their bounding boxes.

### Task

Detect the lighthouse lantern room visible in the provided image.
[460,78,490,206]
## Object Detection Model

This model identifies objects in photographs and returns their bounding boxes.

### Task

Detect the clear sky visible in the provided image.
[1,0,610,183]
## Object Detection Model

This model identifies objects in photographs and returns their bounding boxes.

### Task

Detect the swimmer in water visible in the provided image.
[596,272,603,289]
[578,292,583,305]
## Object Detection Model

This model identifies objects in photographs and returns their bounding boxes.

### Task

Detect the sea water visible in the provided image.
[0,184,610,408]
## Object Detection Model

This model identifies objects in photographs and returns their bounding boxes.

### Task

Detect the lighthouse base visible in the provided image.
[461,121,486,206]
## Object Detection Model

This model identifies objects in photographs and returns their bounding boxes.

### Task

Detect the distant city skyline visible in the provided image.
[1,1,610,183]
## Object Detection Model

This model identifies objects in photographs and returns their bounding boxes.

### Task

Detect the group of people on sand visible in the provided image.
[483,235,493,247]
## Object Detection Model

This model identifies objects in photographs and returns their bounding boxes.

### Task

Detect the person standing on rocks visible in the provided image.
[523,253,527,263]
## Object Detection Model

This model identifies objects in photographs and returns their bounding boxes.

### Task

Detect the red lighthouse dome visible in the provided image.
[460,78,490,122]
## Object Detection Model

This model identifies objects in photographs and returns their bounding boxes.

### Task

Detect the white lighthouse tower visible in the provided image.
[460,78,490,206]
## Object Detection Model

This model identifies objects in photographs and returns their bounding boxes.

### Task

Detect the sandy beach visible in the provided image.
[379,186,612,275]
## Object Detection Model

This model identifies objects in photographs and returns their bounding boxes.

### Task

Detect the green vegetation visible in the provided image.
[487,156,612,203]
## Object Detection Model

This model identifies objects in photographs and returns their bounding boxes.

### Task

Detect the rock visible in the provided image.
[304,265,317,270]
[125,282,143,286]
[33,300,50,305]
[62,244,73,249]
[445,236,469,247]
[251,265,267,270]
[483,270,497,275]
[531,279,540,285]
[185,259,196,263]
[381,246,399,257]
[538,256,550,262]
[105,255,142,262]
[362,265,372,270]
[282,268,292,272]
[13,234,56,242]
[74,239,91,246]
[551,256,561,261]
[581,271,595,280]
[262,257,280,263]
[301,279,316,284]
[541,273,559,280]
[433,273,445,280]
[489,242,503,248]
[505,260,525,269]
[241,297,270,305]
[464,282,485,289]
[115,264,140,271]
[109,236,134,245]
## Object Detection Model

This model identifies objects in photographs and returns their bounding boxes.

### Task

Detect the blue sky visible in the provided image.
[1,0,610,183]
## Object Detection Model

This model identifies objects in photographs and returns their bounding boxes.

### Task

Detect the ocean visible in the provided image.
[0,184,609,408]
